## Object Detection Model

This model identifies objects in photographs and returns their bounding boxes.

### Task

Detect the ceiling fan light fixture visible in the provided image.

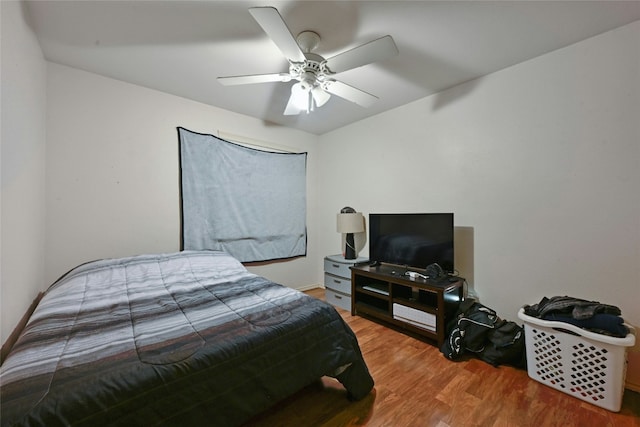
[290,82,311,112]
[312,86,330,107]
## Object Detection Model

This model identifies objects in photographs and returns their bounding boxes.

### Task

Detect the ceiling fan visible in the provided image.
[217,6,399,115]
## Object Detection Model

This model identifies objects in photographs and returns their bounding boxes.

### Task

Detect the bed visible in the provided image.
[0,251,374,426]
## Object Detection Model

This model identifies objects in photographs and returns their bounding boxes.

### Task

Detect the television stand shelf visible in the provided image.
[350,263,464,347]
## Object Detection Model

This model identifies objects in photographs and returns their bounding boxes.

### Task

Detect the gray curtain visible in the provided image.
[179,127,307,262]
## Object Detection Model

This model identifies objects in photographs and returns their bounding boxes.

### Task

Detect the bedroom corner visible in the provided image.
[1,0,48,347]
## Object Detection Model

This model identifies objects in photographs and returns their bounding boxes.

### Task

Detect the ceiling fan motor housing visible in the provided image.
[290,52,331,89]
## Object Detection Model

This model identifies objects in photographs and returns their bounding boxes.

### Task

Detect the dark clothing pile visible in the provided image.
[441,299,526,369]
[523,295,628,338]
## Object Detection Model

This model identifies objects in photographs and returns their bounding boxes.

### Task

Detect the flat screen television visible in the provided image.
[368,213,454,272]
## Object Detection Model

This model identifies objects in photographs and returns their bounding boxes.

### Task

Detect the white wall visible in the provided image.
[317,22,640,328]
[0,1,48,344]
[45,63,320,290]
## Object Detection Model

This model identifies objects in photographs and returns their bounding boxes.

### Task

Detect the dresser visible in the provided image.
[323,254,368,311]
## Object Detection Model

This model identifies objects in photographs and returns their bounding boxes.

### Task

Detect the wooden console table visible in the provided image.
[351,263,464,347]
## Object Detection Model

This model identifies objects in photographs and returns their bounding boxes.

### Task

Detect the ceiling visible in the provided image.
[25,1,640,135]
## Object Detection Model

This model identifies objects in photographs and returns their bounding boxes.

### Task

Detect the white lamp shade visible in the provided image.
[336,212,365,233]
[291,82,310,110]
[312,87,331,107]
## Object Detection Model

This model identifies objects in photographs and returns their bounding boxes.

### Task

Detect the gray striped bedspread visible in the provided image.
[0,251,373,426]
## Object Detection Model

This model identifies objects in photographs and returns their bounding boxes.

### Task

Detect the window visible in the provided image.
[178,127,307,262]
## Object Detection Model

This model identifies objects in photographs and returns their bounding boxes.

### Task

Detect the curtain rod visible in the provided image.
[217,130,299,154]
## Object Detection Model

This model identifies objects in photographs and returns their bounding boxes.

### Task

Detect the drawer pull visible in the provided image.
[334,295,342,299]
[333,280,341,284]
[332,264,340,268]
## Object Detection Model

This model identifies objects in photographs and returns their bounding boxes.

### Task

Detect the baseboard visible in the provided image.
[626,382,640,393]
[297,284,323,292]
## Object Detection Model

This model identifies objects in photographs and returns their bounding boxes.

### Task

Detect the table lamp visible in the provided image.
[336,207,365,259]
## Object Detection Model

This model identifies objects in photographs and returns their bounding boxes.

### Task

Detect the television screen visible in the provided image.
[369,213,454,271]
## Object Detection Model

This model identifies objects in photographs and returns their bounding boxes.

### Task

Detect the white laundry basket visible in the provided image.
[517,308,636,412]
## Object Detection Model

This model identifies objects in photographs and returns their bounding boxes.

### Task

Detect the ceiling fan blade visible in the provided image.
[325,35,398,74]
[311,87,331,107]
[217,73,291,86]
[249,7,305,63]
[324,80,378,108]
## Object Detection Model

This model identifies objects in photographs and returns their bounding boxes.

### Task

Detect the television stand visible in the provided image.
[350,263,464,347]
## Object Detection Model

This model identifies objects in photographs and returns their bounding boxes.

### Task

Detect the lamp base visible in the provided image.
[344,233,356,259]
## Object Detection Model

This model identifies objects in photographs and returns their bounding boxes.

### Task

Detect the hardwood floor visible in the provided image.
[244,288,640,427]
